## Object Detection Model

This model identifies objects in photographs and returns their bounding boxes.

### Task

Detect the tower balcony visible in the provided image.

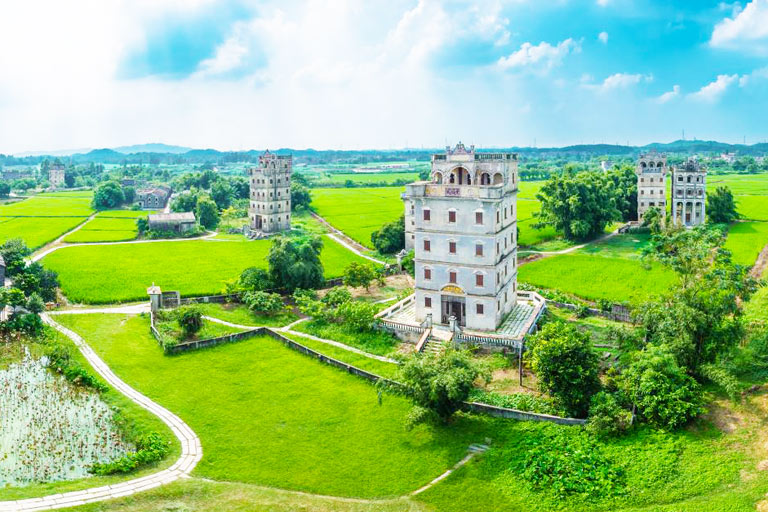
[405,182,514,200]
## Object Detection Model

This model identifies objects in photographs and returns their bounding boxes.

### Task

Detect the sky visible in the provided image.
[1,0,767,154]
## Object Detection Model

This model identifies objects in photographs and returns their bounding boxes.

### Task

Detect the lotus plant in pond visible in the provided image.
[0,350,131,486]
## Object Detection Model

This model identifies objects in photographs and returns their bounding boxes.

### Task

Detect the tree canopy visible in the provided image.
[92,180,125,210]
[268,235,325,292]
[370,215,405,254]
[706,185,739,224]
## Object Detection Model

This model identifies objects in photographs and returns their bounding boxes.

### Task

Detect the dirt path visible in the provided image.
[750,243,768,279]
[519,226,623,257]
[326,233,386,265]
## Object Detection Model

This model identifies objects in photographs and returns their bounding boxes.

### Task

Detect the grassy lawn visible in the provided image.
[709,173,768,195]
[0,216,90,249]
[576,233,652,259]
[53,313,489,498]
[281,331,400,379]
[292,319,401,356]
[63,217,139,243]
[518,253,676,304]
[744,286,768,325]
[0,327,179,502]
[313,171,420,186]
[311,187,405,248]
[736,195,768,221]
[724,221,768,266]
[196,302,299,328]
[42,236,372,304]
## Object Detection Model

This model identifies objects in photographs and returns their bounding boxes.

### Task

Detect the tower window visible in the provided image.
[449,241,456,254]
[423,209,431,221]
[423,239,431,252]
[475,243,483,256]
[475,211,483,225]
[476,303,484,315]
[476,274,483,287]
[448,210,456,223]
[449,271,457,284]
[424,268,431,280]
[424,297,432,308]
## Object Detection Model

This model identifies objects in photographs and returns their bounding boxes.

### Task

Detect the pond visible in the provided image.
[0,350,131,487]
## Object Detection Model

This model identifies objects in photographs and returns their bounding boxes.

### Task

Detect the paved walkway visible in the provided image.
[518,226,622,256]
[0,315,203,512]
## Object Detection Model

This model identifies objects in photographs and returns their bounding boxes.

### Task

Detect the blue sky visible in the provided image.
[0,0,767,153]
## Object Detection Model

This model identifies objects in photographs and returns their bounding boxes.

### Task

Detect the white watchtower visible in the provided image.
[636,151,668,221]
[249,151,292,235]
[671,157,707,227]
[403,142,519,331]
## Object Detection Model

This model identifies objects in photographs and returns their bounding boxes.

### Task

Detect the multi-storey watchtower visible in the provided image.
[671,157,706,227]
[402,142,518,331]
[636,151,668,221]
[249,151,292,235]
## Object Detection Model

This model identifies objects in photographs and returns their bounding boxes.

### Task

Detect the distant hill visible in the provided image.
[112,143,192,154]
[2,139,766,167]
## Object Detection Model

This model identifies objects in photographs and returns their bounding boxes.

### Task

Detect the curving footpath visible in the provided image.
[0,314,202,512]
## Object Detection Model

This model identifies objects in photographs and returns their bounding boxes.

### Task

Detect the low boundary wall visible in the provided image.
[148,315,586,425]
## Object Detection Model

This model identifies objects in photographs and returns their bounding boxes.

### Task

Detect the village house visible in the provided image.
[636,151,668,221]
[136,185,172,210]
[672,157,707,227]
[147,212,197,233]
[248,150,292,235]
[48,162,65,188]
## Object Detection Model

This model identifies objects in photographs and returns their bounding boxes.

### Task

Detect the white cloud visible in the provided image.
[584,73,652,92]
[738,66,768,86]
[497,38,580,71]
[598,31,609,44]
[688,74,739,102]
[711,0,768,53]
[656,85,680,103]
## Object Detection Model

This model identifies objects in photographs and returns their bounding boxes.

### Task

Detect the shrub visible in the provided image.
[370,215,405,254]
[242,291,283,315]
[520,428,625,500]
[620,345,704,430]
[176,305,204,337]
[586,391,632,438]
[322,286,352,307]
[468,389,562,416]
[45,342,107,392]
[239,267,272,292]
[335,300,377,332]
[528,322,601,418]
[91,432,170,475]
[389,349,489,429]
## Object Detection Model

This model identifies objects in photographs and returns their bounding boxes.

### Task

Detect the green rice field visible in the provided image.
[724,221,768,267]
[42,235,373,304]
[519,234,677,304]
[63,217,139,243]
[0,216,90,249]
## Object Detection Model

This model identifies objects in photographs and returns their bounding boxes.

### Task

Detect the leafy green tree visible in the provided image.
[620,345,703,430]
[290,182,312,211]
[528,322,601,417]
[242,291,283,314]
[604,165,638,221]
[123,186,136,204]
[370,215,405,254]
[536,171,621,240]
[211,180,233,210]
[26,293,45,314]
[641,206,663,233]
[0,287,26,308]
[401,249,415,275]
[342,261,377,290]
[707,186,739,224]
[176,305,203,337]
[268,235,324,292]
[239,267,272,291]
[196,197,220,229]
[171,190,199,212]
[92,180,125,209]
[199,169,218,189]
[391,349,489,428]
[136,217,149,234]
[0,238,31,276]
[0,181,10,197]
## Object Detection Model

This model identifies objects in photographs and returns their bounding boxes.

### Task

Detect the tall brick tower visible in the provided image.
[249,151,292,235]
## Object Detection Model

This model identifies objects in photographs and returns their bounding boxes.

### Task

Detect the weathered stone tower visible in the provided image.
[636,151,668,221]
[249,151,292,235]
[49,162,66,188]
[403,143,519,331]
[671,157,706,227]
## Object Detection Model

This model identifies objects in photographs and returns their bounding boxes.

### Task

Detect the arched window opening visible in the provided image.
[493,173,503,185]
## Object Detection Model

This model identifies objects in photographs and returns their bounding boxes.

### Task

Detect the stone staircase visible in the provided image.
[418,328,454,355]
